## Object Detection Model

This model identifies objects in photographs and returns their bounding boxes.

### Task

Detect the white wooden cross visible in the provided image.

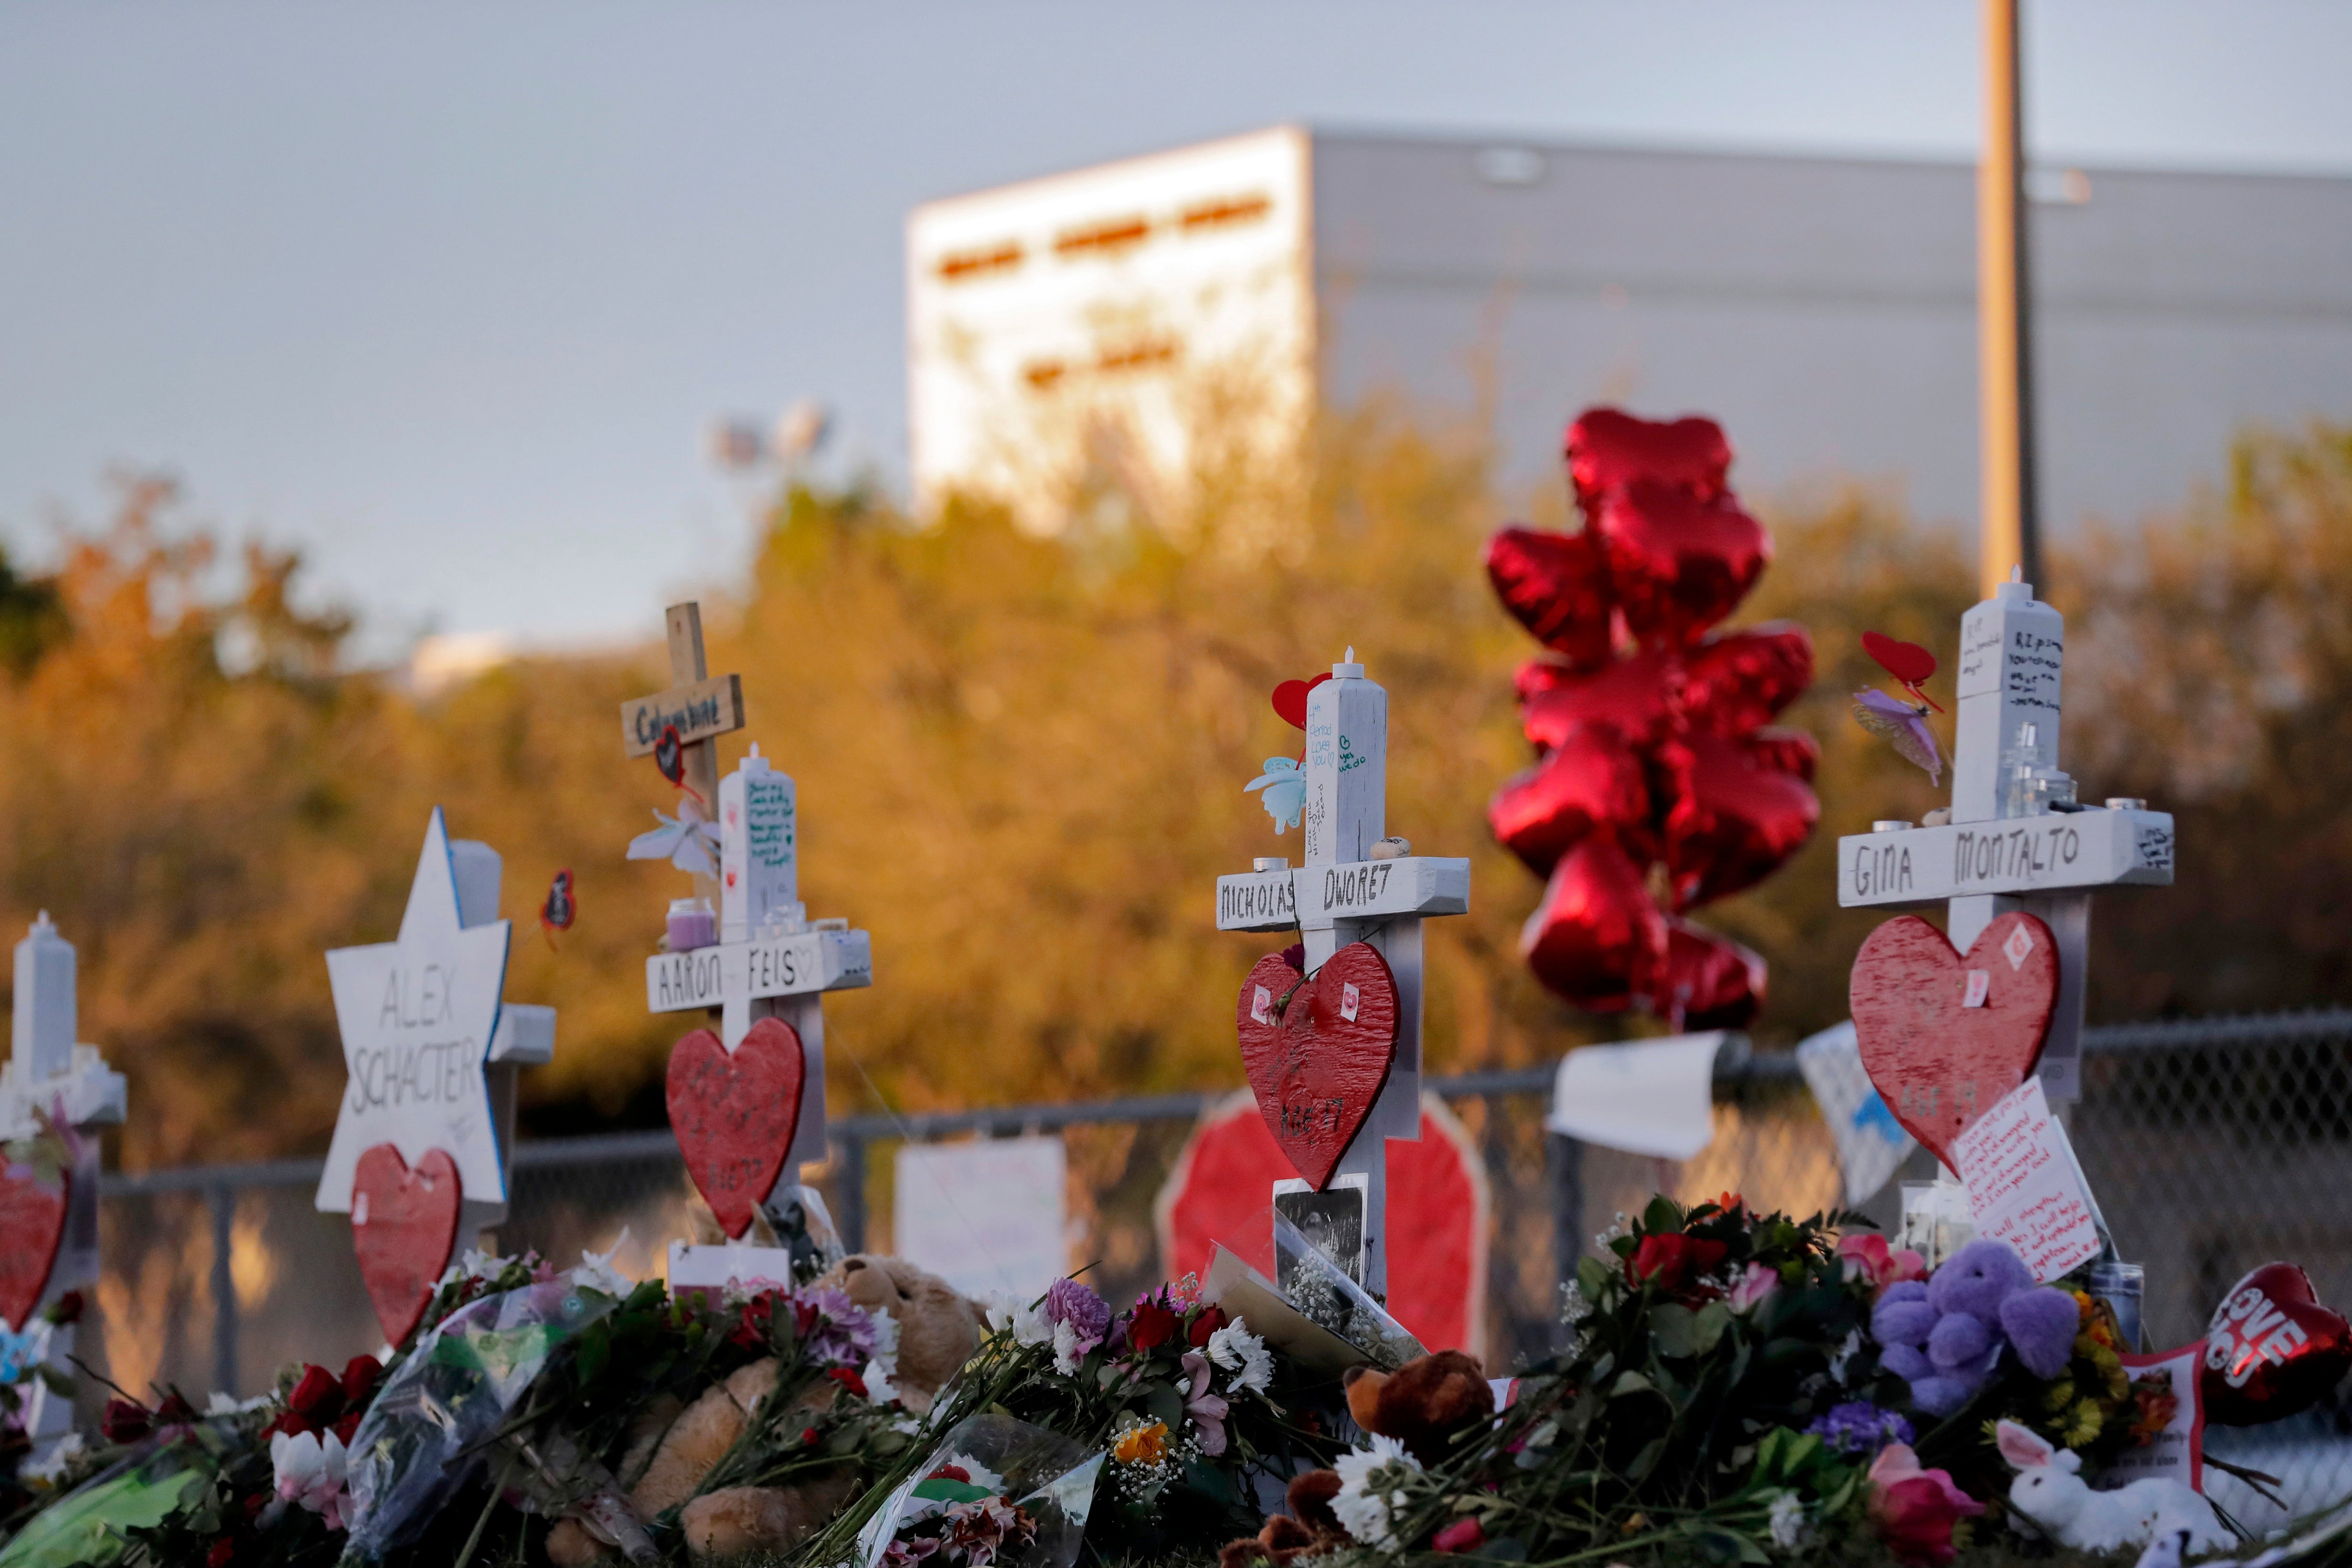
[0,914,125,1445]
[1213,650,1470,1298]
[626,604,872,1246]
[1836,575,2177,1100]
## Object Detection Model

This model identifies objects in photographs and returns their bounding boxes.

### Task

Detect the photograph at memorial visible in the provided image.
[4,3,2352,1564]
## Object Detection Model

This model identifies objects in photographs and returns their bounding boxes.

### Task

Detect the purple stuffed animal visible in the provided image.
[1870,1239,2080,1417]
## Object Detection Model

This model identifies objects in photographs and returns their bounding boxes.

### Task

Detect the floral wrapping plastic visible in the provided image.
[338,1279,618,1560]
[855,1414,1103,1568]
[0,1423,228,1568]
[1270,1210,1426,1370]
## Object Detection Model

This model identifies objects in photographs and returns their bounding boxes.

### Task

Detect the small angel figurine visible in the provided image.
[1246,757,1305,833]
[627,801,721,875]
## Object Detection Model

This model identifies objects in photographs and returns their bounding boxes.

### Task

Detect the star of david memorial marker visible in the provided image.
[1213,649,1469,1299]
[315,809,556,1343]
[620,602,872,1292]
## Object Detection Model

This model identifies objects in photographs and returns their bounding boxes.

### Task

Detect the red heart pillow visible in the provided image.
[1850,912,2060,1169]
[1235,942,1399,1190]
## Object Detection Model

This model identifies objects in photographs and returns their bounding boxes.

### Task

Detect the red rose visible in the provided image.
[732,1295,777,1351]
[333,1409,363,1446]
[1868,1448,1985,1567]
[1187,1305,1230,1348]
[206,1537,236,1568]
[100,1398,151,1444]
[287,1365,344,1424]
[1432,1519,1487,1554]
[1625,1233,1729,1297]
[43,1291,82,1326]
[800,1427,819,1447]
[1128,1301,1179,1352]
[827,1366,869,1399]
[341,1355,383,1408]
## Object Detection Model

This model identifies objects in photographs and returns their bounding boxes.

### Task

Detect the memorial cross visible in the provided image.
[1835,574,2177,1101]
[1212,650,1469,1298]
[620,603,746,908]
[0,914,125,1446]
[624,604,871,1269]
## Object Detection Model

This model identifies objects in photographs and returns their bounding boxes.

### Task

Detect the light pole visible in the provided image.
[1978,0,2041,597]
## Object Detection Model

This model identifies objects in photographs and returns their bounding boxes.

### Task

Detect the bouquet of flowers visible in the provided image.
[854,1416,1098,1568]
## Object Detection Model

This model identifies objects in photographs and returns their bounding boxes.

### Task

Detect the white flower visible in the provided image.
[862,1357,900,1406]
[1767,1489,1809,1552]
[869,1306,902,1381]
[1051,1318,1084,1376]
[567,1229,634,1296]
[270,1428,353,1531]
[21,1431,83,1488]
[1330,1435,1421,1548]
[205,1391,272,1416]
[458,1246,517,1280]
[984,1294,1054,1348]
[1205,1318,1273,1395]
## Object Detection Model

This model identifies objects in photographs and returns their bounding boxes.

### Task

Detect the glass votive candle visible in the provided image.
[667,897,717,952]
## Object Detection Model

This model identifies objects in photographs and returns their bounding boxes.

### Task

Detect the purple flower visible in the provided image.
[1043,1279,1110,1353]
[1807,1400,1915,1458]
[1180,1350,1229,1457]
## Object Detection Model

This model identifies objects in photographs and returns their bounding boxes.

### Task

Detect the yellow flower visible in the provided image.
[1114,1420,1169,1465]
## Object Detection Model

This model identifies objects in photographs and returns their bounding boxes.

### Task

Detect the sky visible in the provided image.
[4,2,2349,659]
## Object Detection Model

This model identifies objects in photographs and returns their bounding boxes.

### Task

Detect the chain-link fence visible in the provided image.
[82,1008,2352,1533]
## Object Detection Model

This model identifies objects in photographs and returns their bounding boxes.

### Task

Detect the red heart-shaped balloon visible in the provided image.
[1235,942,1399,1190]
[1849,912,2060,1169]
[1519,647,1683,755]
[1642,917,1766,1031]
[1595,478,1769,650]
[1488,729,1652,878]
[2203,1262,2352,1425]
[668,1017,807,1238]
[1744,726,1821,783]
[1564,408,1731,513]
[1681,623,1815,737]
[1660,731,1820,909]
[0,1162,68,1332]
[1483,527,1615,672]
[1270,672,1332,730]
[351,1144,463,1345]
[1520,835,1668,1013]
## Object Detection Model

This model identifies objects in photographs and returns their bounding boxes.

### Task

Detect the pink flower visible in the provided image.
[1838,1233,1926,1296]
[1727,1262,1779,1315]
[1867,1444,1983,1566]
[1179,1350,1229,1456]
[1432,1518,1487,1553]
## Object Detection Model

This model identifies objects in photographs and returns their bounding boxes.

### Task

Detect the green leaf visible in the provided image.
[1144,1380,1186,1431]
[1643,1195,1683,1234]
[1627,1436,1668,1481]
[1608,1370,1655,1399]
[1575,1255,1610,1302]
[1691,1525,1769,1565]
[1650,1304,1697,1360]
[1693,1301,1731,1356]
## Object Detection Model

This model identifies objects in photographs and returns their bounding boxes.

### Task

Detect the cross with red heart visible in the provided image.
[1235,942,1399,1190]
[667,1016,808,1238]
[0,1163,67,1335]
[1850,911,2059,1169]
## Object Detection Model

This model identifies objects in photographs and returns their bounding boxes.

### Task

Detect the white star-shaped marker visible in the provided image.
[314,809,511,1213]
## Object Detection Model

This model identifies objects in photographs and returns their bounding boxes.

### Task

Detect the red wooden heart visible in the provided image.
[351,1144,463,1345]
[1270,672,1331,730]
[1483,527,1616,672]
[1594,478,1768,650]
[668,1016,807,1238]
[1235,942,1399,1190]
[1564,408,1731,512]
[0,1162,68,1331]
[2203,1262,2352,1425]
[1850,912,2061,1170]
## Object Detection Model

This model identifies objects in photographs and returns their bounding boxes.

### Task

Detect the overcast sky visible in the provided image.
[4,2,2348,656]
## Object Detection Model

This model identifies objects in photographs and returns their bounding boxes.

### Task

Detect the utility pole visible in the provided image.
[1978,0,2041,598]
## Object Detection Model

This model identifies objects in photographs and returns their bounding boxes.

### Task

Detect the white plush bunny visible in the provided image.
[1997,1421,2232,1557]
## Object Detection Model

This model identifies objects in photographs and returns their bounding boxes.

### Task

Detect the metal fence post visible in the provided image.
[208,1183,236,1397]
[835,1129,866,1255]
[1545,1131,1584,1312]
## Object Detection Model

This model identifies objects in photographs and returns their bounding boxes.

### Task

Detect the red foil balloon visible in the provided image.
[1484,527,1615,672]
[1520,647,1682,754]
[1681,623,1815,736]
[1596,478,1770,650]
[1643,917,1766,1031]
[1660,730,1821,909]
[1564,408,1731,512]
[1488,730,1651,878]
[2203,1263,2352,1425]
[1744,726,1821,784]
[1520,836,1668,1012]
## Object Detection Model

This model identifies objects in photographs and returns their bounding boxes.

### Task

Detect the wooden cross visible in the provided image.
[1836,575,2177,1100]
[1212,651,1469,1298]
[624,603,871,1232]
[0,914,125,1448]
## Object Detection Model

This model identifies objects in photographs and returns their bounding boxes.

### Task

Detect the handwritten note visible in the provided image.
[1950,1076,2101,1282]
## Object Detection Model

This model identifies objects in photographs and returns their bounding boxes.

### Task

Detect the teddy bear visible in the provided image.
[1870,1238,2079,1418]
[546,1255,984,1565]
[1220,1350,1494,1568]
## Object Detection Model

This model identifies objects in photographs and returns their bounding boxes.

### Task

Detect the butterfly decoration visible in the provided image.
[1852,632,1944,784]
[627,802,722,875]
[1246,757,1306,833]
[539,868,576,943]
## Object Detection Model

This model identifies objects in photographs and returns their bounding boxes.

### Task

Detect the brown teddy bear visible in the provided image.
[545,1255,986,1565]
[1219,1350,1493,1568]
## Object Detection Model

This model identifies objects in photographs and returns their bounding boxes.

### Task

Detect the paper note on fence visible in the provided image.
[1950,1076,2101,1282]
[1796,1021,1914,1206]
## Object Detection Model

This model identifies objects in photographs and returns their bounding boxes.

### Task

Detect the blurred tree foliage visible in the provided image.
[9,425,2351,1167]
